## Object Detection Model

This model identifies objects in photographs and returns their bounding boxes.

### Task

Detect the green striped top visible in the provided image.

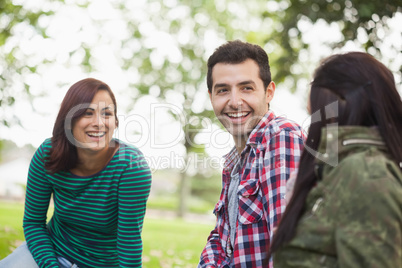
[23,139,152,268]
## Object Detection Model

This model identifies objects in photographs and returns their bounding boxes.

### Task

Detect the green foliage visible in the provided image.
[0,0,56,126]
[113,0,256,215]
[261,0,401,89]
[191,171,222,206]
[0,140,3,162]
[0,139,35,163]
[1,0,400,124]
[1,0,400,217]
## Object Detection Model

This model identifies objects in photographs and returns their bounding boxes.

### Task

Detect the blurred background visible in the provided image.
[0,0,401,266]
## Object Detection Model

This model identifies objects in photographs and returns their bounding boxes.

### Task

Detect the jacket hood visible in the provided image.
[313,125,386,167]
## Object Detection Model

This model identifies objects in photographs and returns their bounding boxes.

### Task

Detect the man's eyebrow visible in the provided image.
[238,80,255,86]
[214,83,229,89]
[212,80,257,92]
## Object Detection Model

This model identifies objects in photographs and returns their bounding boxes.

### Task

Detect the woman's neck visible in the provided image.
[71,143,119,176]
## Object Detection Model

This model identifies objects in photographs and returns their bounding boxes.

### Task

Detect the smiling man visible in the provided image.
[198,40,306,268]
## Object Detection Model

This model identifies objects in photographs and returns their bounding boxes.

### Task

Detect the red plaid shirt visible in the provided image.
[198,111,306,268]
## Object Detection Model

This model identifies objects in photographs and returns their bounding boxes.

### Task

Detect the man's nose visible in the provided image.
[228,90,243,109]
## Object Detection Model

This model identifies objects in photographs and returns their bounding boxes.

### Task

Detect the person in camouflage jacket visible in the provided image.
[274,125,402,267]
[269,52,402,268]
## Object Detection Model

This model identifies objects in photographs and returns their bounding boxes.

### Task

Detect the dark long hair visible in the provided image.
[45,78,118,173]
[269,52,402,256]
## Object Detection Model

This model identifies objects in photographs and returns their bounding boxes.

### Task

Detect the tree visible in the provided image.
[1,0,257,217]
[258,0,401,90]
[0,0,54,126]
[1,0,400,217]
[115,0,255,216]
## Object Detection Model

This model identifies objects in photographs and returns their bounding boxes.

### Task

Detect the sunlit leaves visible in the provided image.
[261,0,401,91]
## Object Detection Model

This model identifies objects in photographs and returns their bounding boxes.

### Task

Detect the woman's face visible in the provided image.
[72,90,117,154]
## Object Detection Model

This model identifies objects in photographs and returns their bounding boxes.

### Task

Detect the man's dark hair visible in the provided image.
[207,40,271,92]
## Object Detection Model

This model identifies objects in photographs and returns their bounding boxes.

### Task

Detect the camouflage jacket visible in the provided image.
[274,126,402,268]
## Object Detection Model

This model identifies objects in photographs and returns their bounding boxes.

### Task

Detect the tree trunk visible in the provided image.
[177,171,190,218]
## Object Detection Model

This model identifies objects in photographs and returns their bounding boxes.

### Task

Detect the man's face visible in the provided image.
[209,59,275,140]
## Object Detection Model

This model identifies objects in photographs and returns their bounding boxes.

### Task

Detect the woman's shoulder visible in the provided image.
[114,139,147,159]
[339,146,398,177]
[42,138,52,147]
[33,138,52,156]
[111,139,151,173]
[331,147,402,198]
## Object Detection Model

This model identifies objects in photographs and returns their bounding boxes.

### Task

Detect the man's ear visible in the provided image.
[265,81,276,104]
[208,90,212,101]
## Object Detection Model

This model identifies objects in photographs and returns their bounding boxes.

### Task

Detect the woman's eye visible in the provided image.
[85,110,93,116]
[102,110,113,117]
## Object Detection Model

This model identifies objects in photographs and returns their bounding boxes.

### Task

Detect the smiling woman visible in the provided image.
[46,79,119,175]
[71,90,117,151]
[0,78,152,268]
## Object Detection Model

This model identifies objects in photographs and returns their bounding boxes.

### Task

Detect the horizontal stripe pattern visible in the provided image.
[23,139,152,268]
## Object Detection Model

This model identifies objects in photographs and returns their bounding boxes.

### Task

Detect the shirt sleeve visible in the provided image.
[263,129,304,267]
[264,129,305,237]
[23,143,61,268]
[198,198,229,267]
[335,171,402,268]
[198,227,226,268]
[117,151,152,268]
[285,170,298,205]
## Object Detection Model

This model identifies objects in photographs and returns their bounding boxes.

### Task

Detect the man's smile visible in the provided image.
[226,112,250,118]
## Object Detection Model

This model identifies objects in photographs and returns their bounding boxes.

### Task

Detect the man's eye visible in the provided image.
[244,86,253,90]
[217,88,228,94]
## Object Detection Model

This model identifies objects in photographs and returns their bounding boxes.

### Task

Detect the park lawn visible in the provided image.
[0,201,214,267]
[0,201,25,259]
[142,217,213,267]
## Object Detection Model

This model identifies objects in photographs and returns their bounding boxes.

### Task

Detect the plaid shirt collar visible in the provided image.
[222,110,275,172]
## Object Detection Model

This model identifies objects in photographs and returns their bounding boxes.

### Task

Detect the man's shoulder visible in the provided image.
[260,114,305,138]
[248,113,305,151]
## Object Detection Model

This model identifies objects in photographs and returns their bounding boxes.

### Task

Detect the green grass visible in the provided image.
[0,201,214,267]
[146,194,215,214]
[142,218,213,267]
[0,201,25,258]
